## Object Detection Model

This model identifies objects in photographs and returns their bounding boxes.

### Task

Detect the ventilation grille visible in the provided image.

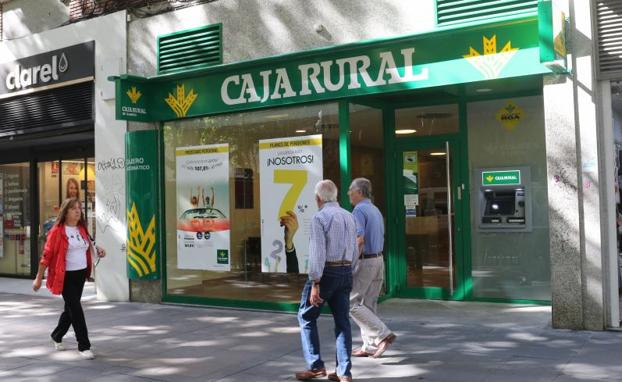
[436,0,538,26]
[597,0,622,78]
[158,24,222,74]
[0,82,94,138]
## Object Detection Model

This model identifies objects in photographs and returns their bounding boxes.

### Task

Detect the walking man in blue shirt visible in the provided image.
[295,179,357,382]
[348,177,396,358]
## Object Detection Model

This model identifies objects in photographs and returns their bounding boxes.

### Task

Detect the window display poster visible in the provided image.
[403,151,419,217]
[259,135,323,273]
[176,144,230,271]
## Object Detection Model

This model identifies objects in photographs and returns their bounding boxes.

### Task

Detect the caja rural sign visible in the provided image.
[112,19,555,122]
[482,170,521,186]
[0,41,95,97]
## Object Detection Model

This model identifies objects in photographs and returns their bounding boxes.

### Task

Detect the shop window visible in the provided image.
[349,104,386,216]
[38,161,60,257]
[37,158,96,265]
[163,103,340,304]
[0,163,31,276]
[395,104,459,137]
[234,168,253,209]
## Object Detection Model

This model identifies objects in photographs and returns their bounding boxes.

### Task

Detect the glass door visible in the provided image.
[397,140,462,298]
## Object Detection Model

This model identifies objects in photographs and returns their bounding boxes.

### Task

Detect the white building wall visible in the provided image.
[127,0,436,76]
[2,0,70,40]
[0,10,129,301]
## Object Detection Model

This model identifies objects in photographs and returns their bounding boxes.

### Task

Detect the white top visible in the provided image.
[65,225,88,271]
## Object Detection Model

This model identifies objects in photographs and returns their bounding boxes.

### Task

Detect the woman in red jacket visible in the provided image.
[32,197,105,360]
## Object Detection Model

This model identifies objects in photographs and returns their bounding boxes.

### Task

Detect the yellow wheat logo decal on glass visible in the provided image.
[464,35,519,79]
[126,86,142,104]
[127,203,157,277]
[165,84,198,118]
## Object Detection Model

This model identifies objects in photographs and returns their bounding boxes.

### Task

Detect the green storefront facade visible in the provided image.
[113,7,564,311]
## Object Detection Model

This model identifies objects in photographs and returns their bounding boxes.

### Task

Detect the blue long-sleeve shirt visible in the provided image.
[308,202,358,282]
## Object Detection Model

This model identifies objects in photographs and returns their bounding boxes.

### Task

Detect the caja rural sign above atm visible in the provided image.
[482,170,522,186]
[111,17,558,122]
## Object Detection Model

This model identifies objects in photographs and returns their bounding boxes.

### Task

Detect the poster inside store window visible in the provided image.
[176,144,231,271]
[403,151,419,217]
[259,134,323,274]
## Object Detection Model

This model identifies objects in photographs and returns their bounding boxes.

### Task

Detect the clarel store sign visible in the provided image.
[0,41,95,98]
[111,18,557,122]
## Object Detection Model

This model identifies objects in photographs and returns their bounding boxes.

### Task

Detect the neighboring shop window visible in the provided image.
[38,159,96,259]
[395,104,458,137]
[349,104,386,215]
[85,158,96,237]
[38,161,60,258]
[0,163,31,276]
[163,103,340,303]
[467,96,550,301]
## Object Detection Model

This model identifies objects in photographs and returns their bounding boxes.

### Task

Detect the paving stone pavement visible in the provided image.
[1,279,622,381]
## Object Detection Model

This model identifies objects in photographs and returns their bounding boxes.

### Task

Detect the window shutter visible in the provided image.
[436,0,538,26]
[596,0,622,79]
[0,82,94,138]
[157,24,223,75]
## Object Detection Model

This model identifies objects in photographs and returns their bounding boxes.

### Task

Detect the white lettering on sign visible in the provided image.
[5,53,68,91]
[221,47,429,106]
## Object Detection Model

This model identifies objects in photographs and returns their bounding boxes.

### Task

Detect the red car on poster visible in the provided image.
[177,207,230,233]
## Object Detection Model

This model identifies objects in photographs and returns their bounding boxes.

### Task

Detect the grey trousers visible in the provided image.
[349,257,392,352]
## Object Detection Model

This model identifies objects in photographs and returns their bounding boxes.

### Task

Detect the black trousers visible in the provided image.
[51,268,91,351]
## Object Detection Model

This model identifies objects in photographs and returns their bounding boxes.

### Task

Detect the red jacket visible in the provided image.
[40,224,93,295]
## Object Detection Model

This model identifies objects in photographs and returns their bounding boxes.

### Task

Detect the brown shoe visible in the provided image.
[351,347,374,357]
[295,368,327,381]
[373,333,397,358]
[328,373,353,382]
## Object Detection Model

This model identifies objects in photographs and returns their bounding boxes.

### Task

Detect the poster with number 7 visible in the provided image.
[259,134,323,274]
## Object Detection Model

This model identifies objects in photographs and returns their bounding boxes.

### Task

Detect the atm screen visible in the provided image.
[484,190,516,215]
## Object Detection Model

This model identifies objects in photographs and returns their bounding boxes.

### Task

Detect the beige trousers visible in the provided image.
[349,256,391,352]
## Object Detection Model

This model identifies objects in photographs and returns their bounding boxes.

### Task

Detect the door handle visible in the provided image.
[457,186,462,201]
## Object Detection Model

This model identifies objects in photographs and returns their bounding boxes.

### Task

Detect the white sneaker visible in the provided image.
[51,339,65,351]
[79,349,95,360]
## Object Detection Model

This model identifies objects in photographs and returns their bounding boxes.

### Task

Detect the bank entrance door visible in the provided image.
[395,139,465,299]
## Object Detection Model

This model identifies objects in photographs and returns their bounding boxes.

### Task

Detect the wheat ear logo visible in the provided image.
[464,35,518,79]
[127,203,157,277]
[126,86,142,104]
[165,84,198,118]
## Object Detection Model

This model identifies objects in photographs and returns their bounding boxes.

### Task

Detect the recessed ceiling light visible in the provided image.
[265,113,290,119]
[475,88,493,93]
[396,129,417,135]
[430,152,446,156]
[296,129,306,133]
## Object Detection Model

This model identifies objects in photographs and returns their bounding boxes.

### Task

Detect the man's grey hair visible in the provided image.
[314,179,338,202]
[350,177,372,199]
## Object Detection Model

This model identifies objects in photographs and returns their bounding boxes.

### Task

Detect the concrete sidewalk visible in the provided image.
[1,279,622,381]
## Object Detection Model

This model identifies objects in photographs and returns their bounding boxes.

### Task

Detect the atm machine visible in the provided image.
[475,167,532,232]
